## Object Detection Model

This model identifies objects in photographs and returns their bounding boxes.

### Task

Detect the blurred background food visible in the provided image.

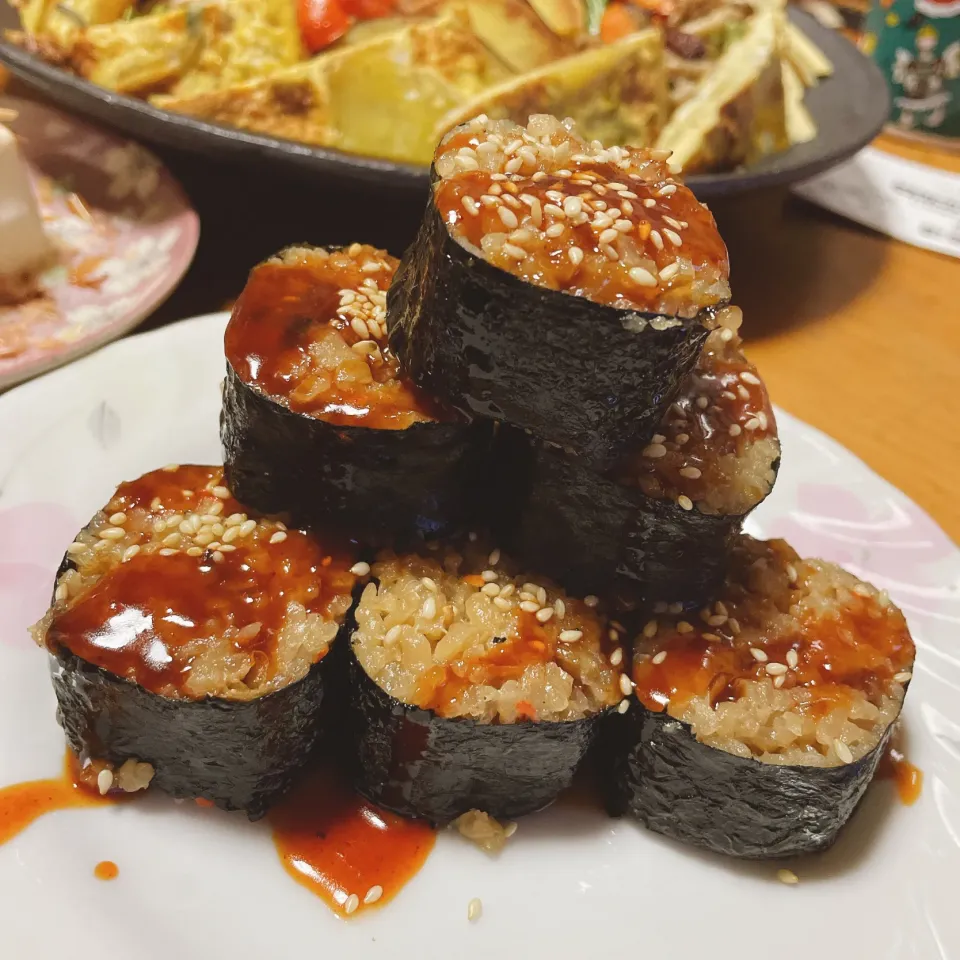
[6,0,833,172]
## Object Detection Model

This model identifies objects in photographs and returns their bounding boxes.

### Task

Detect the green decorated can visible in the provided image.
[861,0,960,141]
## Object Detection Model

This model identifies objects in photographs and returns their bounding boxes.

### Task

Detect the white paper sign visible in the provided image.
[793,145,960,260]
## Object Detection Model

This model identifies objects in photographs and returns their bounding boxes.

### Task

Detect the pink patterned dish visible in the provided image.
[0,95,198,390]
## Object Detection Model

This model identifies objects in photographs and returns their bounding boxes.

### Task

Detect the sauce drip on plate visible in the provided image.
[878,745,923,805]
[270,767,435,917]
[94,860,119,880]
[0,751,115,846]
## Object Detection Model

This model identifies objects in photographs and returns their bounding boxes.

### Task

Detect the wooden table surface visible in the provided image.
[90,129,946,547]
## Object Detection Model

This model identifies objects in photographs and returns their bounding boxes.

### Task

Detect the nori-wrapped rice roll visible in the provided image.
[222,244,489,546]
[603,536,916,858]
[388,114,731,470]
[501,305,779,609]
[345,545,625,825]
[30,465,361,819]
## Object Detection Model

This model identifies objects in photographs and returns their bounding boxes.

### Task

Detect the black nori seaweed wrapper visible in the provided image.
[496,429,778,611]
[344,640,603,826]
[600,693,905,859]
[221,363,491,547]
[387,178,715,471]
[46,555,345,821]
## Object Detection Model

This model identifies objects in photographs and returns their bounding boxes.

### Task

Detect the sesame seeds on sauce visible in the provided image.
[617,306,779,513]
[433,115,730,315]
[44,466,358,699]
[631,538,916,731]
[225,245,444,430]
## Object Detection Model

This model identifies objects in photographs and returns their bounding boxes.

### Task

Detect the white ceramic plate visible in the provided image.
[1,314,957,960]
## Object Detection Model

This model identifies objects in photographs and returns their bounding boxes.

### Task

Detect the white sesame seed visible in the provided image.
[97,769,113,795]
[350,561,371,576]
[643,620,658,638]
[212,485,231,499]
[677,495,693,511]
[835,740,854,764]
[894,671,913,683]
[651,650,668,665]
[481,582,501,597]
[642,442,667,458]
[122,544,140,562]
[269,531,287,544]
[364,885,383,905]
[544,223,565,239]
[519,600,539,613]
[598,228,619,246]
[750,647,768,662]
[765,662,788,676]
[467,898,482,922]
[729,424,742,437]
[649,230,664,251]
[777,869,799,885]
[662,215,684,230]
[65,541,88,556]
[679,466,702,479]
[568,246,584,266]
[643,198,657,208]
[619,674,633,695]
[498,206,519,229]
[559,629,583,643]
[493,596,512,610]
[584,595,599,608]
[54,583,68,602]
[774,675,786,688]
[610,647,624,666]
[553,598,566,618]
[786,649,799,669]
[98,527,125,541]
[344,893,360,915]
[658,262,680,282]
[159,548,179,556]
[629,266,658,287]
[536,607,554,623]
[238,519,257,538]
[617,699,630,714]
[462,196,480,216]
[108,512,127,526]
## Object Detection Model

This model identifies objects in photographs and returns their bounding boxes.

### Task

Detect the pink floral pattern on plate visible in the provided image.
[0,95,199,390]
[0,502,78,650]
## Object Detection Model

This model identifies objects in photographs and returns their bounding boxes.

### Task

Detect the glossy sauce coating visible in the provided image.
[46,466,357,698]
[270,767,435,917]
[225,245,442,429]
[621,317,778,509]
[0,751,114,847]
[435,120,729,314]
[94,860,119,880]
[632,539,915,714]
